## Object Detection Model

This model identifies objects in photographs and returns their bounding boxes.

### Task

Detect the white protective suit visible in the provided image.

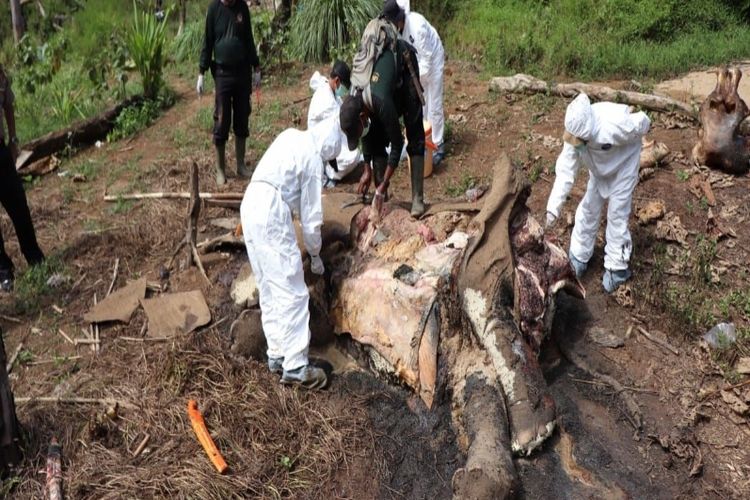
[546,93,650,272]
[307,71,364,181]
[240,117,343,372]
[396,0,446,146]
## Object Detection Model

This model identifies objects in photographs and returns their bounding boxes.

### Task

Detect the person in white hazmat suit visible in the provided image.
[395,0,446,165]
[545,93,650,293]
[240,116,343,389]
[307,60,364,187]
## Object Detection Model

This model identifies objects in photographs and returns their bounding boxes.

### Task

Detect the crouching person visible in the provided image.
[545,93,650,293]
[239,116,343,389]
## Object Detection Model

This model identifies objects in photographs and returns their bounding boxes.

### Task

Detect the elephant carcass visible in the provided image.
[692,66,750,174]
[324,155,584,497]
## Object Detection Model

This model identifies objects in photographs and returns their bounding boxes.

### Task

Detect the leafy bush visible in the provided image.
[171,19,204,63]
[126,1,171,99]
[289,0,381,62]
[107,95,172,142]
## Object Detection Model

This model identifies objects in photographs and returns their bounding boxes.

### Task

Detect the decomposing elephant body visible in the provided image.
[693,67,750,174]
[307,156,585,497]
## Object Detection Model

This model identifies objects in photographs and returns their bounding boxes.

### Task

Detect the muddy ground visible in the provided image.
[0,61,748,498]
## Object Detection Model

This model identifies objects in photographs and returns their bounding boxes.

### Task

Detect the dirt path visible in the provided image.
[0,62,748,498]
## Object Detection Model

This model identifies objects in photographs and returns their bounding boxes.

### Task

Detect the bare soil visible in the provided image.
[0,60,748,498]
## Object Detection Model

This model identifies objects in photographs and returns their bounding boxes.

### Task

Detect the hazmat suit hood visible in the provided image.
[564,93,595,141]
[309,116,343,162]
[396,0,410,15]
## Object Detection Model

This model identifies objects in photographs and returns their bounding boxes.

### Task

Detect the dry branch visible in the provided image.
[636,326,679,356]
[132,433,151,458]
[103,192,243,202]
[6,342,23,373]
[106,258,120,297]
[57,329,75,346]
[489,74,697,120]
[15,396,137,410]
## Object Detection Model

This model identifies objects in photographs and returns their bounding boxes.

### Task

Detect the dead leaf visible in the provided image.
[636,200,665,225]
[640,140,670,169]
[83,278,147,323]
[688,176,715,206]
[720,390,749,416]
[736,357,750,375]
[655,212,688,247]
[141,290,211,337]
[706,208,736,241]
[614,285,634,308]
[18,155,60,177]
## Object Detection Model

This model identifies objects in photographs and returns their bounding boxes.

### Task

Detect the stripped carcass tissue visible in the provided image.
[315,154,584,498]
[693,66,750,174]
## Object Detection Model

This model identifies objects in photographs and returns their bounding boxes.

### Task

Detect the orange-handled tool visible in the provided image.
[187,399,228,474]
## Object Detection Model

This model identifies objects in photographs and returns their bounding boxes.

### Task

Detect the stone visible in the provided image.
[231,263,259,308]
[587,326,625,348]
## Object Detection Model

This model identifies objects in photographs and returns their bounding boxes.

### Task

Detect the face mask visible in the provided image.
[574,142,587,153]
[335,85,348,98]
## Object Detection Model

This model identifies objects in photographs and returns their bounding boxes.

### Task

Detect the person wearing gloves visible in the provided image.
[240,116,343,390]
[394,0,446,165]
[340,0,425,218]
[198,0,261,186]
[546,93,650,293]
[307,60,364,187]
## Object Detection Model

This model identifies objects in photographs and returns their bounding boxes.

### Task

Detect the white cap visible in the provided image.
[564,93,594,141]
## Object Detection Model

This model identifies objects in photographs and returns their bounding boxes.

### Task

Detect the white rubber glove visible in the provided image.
[545,211,557,228]
[311,255,324,275]
[196,74,204,95]
[253,69,261,90]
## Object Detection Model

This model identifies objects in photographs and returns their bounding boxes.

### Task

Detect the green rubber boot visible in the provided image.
[410,155,426,217]
[236,137,252,178]
[215,142,227,186]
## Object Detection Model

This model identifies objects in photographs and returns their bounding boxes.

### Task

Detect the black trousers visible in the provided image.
[212,66,252,145]
[0,143,44,273]
[399,49,425,158]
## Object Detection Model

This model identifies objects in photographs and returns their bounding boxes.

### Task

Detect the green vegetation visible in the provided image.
[290,0,380,61]
[14,257,66,313]
[108,93,174,142]
[126,1,171,99]
[438,0,750,79]
[445,173,483,197]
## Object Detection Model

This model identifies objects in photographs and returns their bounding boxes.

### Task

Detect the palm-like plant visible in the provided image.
[290,0,381,62]
[126,1,170,99]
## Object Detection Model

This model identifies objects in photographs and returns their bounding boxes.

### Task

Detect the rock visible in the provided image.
[230,263,259,309]
[720,390,749,416]
[736,357,750,375]
[587,326,625,348]
[636,200,665,225]
[229,309,266,360]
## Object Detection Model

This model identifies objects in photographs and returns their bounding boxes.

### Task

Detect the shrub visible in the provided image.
[289,0,381,62]
[126,1,171,99]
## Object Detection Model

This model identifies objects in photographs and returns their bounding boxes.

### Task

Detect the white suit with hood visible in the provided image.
[396,0,445,146]
[307,71,363,181]
[240,117,343,372]
[546,93,650,272]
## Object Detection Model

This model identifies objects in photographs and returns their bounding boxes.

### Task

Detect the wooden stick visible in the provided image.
[73,338,100,346]
[636,326,679,355]
[94,293,100,355]
[117,336,170,342]
[106,258,120,297]
[191,244,212,287]
[6,342,24,373]
[489,73,697,119]
[15,396,137,410]
[51,304,64,315]
[103,192,243,202]
[132,433,151,458]
[0,313,21,323]
[27,356,81,366]
[57,329,75,346]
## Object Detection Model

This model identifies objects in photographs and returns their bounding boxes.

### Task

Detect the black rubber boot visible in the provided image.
[236,138,252,178]
[410,155,426,217]
[215,142,227,186]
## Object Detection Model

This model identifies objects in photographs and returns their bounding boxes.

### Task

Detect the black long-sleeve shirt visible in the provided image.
[199,0,260,74]
[362,49,403,167]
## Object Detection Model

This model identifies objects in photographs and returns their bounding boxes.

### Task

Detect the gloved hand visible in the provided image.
[253,69,261,90]
[196,74,204,95]
[545,211,557,228]
[311,255,324,275]
[372,185,386,218]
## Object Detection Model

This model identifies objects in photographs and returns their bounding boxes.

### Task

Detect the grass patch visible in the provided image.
[14,257,66,313]
[108,93,174,142]
[444,173,481,197]
[445,0,750,80]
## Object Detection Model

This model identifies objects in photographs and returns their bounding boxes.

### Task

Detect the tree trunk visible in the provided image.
[490,73,698,120]
[9,0,25,43]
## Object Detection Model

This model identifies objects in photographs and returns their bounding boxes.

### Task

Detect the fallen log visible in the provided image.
[104,191,243,202]
[489,73,697,120]
[18,96,142,169]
